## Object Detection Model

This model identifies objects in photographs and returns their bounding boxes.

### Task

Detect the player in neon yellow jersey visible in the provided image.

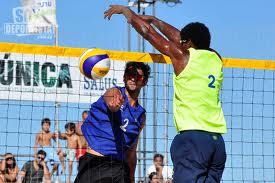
[105,5,227,183]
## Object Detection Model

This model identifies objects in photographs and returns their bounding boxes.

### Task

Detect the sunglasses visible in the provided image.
[126,73,144,81]
[37,156,45,160]
[5,157,14,161]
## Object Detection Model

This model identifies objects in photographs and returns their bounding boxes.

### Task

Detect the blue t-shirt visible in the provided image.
[82,87,146,160]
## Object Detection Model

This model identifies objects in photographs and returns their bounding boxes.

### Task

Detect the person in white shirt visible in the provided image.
[147,154,173,182]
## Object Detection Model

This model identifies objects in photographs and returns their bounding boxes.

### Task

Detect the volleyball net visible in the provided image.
[0,42,275,182]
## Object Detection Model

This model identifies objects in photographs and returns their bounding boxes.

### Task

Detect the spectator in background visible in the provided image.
[58,122,82,183]
[0,153,19,183]
[75,110,89,160]
[148,172,163,183]
[17,150,51,183]
[147,154,173,183]
[34,118,62,174]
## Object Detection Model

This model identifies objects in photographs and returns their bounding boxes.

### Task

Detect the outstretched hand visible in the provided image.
[104,5,128,20]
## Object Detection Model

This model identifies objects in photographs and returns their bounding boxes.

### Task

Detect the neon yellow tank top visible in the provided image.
[173,48,227,133]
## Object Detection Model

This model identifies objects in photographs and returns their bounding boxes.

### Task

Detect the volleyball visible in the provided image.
[79,49,111,80]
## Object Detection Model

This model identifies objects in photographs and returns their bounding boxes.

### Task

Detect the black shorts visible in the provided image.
[74,153,130,183]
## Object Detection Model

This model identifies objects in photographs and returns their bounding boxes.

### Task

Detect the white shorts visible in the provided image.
[66,149,76,161]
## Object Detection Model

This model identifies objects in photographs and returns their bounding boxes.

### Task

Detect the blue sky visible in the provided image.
[1,0,275,59]
[1,0,275,182]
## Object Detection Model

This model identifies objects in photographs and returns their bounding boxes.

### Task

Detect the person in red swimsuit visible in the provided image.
[75,110,89,160]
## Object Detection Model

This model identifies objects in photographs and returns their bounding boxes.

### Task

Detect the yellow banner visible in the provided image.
[1,42,274,70]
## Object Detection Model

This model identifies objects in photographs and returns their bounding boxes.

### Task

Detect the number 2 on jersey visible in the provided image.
[208,75,216,88]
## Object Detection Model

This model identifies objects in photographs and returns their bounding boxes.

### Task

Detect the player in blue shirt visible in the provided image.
[75,62,151,183]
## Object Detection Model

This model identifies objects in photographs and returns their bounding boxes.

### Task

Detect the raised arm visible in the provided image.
[40,161,51,183]
[34,133,40,155]
[140,15,180,43]
[105,5,173,57]
[17,170,26,183]
[104,5,189,75]
[58,132,67,140]
[0,160,5,172]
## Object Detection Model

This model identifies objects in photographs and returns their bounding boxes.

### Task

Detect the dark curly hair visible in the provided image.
[180,22,211,49]
[148,172,158,182]
[37,149,47,157]
[41,118,51,126]
[65,122,76,132]
[123,62,151,83]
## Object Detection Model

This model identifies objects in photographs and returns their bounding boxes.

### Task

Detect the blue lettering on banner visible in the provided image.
[83,77,117,91]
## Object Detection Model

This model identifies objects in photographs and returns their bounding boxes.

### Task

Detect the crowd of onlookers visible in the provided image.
[0,152,173,183]
[0,150,50,183]
[1,111,173,183]
[0,111,89,183]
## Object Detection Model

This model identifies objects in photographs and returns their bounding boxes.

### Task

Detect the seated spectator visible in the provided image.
[0,153,19,183]
[147,154,173,182]
[17,150,51,183]
[148,172,163,183]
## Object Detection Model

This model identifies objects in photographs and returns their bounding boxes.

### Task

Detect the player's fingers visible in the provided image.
[110,99,115,107]
[104,11,111,19]
[118,95,124,105]
[107,12,114,20]
[104,8,113,19]
[113,95,121,108]
[108,8,119,18]
[113,94,120,104]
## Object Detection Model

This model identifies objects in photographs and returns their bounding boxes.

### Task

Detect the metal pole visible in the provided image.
[141,7,147,181]
[54,20,59,142]
[53,8,60,182]
[54,25,58,46]
[53,9,59,148]
[161,0,168,162]
[163,63,168,166]
[152,0,157,155]
[137,1,142,181]
[54,102,60,149]
[54,102,61,183]
[127,0,131,51]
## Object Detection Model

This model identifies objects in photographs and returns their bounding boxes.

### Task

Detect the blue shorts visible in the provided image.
[170,130,226,183]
